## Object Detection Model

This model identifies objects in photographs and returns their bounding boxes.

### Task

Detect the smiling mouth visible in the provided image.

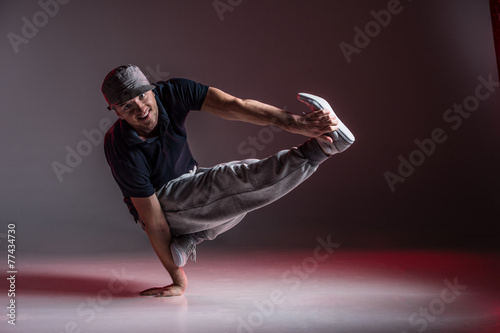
[137,110,150,120]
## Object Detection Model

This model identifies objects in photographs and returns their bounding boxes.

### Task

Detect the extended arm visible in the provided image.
[200,87,338,142]
[131,195,187,297]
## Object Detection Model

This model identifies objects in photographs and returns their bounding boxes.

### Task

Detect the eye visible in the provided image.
[139,93,146,99]
[121,104,135,113]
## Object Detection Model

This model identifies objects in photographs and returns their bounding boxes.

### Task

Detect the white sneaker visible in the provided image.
[297,93,355,155]
[170,236,196,267]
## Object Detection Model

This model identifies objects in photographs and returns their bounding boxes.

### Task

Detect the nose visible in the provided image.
[135,99,148,114]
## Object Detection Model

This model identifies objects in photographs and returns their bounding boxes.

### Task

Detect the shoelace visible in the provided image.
[187,242,196,263]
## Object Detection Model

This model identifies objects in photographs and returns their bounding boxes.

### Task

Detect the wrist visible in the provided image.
[272,112,300,133]
[171,267,188,287]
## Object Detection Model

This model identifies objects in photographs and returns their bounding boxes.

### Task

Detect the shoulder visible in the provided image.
[104,119,120,147]
[153,78,208,96]
[104,119,141,163]
[104,119,123,148]
[153,78,209,111]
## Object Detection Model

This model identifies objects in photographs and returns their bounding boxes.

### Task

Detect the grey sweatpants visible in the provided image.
[154,138,330,242]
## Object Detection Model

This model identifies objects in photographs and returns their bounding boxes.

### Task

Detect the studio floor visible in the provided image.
[2,248,499,333]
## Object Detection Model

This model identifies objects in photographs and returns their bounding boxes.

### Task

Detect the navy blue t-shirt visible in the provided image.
[104,78,209,221]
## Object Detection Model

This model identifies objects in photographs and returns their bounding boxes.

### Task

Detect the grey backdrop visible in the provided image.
[1,0,499,255]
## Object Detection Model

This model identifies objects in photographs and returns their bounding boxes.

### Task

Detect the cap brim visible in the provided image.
[107,84,156,109]
[118,84,155,104]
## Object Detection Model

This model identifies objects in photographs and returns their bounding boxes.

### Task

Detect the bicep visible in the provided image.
[200,87,242,120]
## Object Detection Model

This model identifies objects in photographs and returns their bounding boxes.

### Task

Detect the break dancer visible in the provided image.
[101,64,355,297]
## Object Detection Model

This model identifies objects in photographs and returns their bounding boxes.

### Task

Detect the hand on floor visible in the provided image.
[140,283,186,297]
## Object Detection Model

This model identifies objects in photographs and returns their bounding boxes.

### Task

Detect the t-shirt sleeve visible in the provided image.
[111,159,155,198]
[155,78,209,114]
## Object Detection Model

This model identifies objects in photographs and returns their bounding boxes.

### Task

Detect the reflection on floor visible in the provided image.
[2,247,499,333]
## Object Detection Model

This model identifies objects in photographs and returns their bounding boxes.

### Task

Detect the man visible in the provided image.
[102,64,355,297]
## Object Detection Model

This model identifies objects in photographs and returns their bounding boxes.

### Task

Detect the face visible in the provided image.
[112,90,159,139]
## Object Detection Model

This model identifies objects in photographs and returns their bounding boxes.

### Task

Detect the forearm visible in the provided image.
[231,98,301,131]
[145,224,187,288]
[202,87,302,134]
[131,196,187,290]
[202,87,337,139]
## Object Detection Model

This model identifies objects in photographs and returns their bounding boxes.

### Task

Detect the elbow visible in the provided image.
[145,222,169,234]
[141,216,169,234]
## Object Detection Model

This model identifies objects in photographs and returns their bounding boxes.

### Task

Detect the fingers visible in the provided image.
[305,110,338,125]
[316,134,334,143]
[297,109,339,138]
[307,114,338,132]
[156,285,184,297]
[139,285,185,297]
[156,288,177,297]
[305,109,330,119]
[140,287,162,296]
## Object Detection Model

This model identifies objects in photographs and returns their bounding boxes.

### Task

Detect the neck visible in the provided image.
[138,125,159,140]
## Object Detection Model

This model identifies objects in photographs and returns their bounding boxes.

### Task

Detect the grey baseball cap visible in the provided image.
[101,64,155,110]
